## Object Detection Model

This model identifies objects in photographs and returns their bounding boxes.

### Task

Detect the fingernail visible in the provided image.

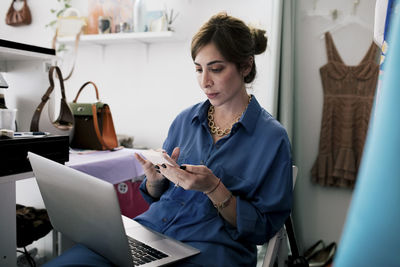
[161,164,167,168]
[154,165,160,170]
[156,170,161,173]
[180,165,186,170]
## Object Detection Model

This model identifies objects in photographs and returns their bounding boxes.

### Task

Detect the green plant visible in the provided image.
[46,0,72,53]
[46,0,72,29]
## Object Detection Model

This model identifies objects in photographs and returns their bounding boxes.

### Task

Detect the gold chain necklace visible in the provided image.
[207,95,251,137]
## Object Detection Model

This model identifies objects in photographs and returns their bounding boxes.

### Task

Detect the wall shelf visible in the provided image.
[0,39,57,72]
[0,39,56,62]
[57,31,177,46]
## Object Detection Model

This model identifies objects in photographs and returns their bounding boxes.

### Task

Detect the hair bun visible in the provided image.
[251,28,267,55]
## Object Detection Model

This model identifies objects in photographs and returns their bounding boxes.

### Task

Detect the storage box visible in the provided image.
[0,135,69,176]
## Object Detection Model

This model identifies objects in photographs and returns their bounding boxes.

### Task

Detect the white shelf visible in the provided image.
[58,31,177,46]
[0,40,57,72]
[0,46,57,62]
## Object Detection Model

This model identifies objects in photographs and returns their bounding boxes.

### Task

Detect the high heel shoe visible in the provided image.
[307,242,336,267]
[304,239,325,260]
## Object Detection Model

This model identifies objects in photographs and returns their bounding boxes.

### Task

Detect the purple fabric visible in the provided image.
[67,148,145,184]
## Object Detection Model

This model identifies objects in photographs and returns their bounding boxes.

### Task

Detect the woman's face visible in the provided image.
[194,43,245,107]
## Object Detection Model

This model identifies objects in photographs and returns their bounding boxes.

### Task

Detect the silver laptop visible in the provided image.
[28,152,200,267]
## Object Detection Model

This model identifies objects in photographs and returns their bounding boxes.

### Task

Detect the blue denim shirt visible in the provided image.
[135,96,293,267]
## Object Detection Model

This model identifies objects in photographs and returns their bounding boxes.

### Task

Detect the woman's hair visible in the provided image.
[191,12,267,83]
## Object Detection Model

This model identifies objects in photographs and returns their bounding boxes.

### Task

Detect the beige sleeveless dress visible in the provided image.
[311,32,379,188]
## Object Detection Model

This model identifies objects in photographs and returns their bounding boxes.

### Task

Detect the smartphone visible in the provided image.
[139,149,173,166]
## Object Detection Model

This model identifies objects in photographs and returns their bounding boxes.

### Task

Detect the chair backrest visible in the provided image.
[292,165,298,190]
[261,165,298,267]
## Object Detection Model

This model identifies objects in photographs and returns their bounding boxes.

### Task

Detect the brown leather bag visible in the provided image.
[6,0,32,26]
[30,66,74,136]
[69,81,118,150]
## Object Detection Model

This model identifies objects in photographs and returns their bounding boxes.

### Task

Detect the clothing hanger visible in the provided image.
[319,0,372,39]
[303,8,339,21]
[319,15,372,39]
[303,0,339,21]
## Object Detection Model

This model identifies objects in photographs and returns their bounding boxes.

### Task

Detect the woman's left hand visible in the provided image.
[161,147,237,227]
[158,149,220,193]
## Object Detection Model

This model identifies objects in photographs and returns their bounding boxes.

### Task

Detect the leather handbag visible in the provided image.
[69,81,118,150]
[6,0,32,26]
[30,66,74,137]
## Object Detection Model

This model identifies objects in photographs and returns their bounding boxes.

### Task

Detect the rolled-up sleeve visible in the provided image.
[223,147,293,244]
[138,177,171,204]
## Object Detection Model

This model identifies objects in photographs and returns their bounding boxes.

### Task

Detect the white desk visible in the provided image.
[0,172,34,267]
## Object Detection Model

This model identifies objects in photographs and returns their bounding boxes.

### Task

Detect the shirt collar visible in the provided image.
[239,95,261,133]
[191,95,262,133]
[191,100,210,124]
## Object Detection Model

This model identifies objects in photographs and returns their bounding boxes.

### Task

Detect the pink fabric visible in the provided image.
[68,148,148,217]
[114,181,149,218]
[67,148,144,184]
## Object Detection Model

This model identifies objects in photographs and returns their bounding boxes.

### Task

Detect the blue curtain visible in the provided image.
[334,1,400,266]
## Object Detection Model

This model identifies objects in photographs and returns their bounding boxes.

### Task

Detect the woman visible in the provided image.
[133,12,293,266]
[43,12,292,267]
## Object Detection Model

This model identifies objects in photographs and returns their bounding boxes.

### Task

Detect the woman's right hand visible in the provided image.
[134,147,181,184]
[134,151,164,183]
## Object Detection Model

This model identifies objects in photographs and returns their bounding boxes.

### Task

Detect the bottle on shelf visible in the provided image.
[133,0,147,32]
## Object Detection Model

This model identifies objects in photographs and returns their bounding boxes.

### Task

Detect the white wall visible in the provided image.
[66,0,282,149]
[293,0,377,252]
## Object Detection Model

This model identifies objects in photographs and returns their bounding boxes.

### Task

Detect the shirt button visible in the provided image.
[200,160,204,164]
[180,202,185,206]
[162,218,167,222]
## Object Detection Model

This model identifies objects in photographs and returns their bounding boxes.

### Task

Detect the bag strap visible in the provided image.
[30,66,68,131]
[72,81,100,103]
[91,104,114,150]
[21,0,32,24]
[6,0,16,13]
[52,28,82,81]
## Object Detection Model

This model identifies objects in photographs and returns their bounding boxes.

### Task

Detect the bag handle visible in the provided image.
[30,66,73,131]
[72,81,100,103]
[91,104,116,150]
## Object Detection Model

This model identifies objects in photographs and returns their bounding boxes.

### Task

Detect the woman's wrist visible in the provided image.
[146,178,168,198]
[213,193,233,213]
[146,178,166,187]
[206,180,234,211]
[206,180,237,226]
[204,178,221,195]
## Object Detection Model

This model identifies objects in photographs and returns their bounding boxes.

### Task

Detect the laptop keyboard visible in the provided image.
[127,236,168,266]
